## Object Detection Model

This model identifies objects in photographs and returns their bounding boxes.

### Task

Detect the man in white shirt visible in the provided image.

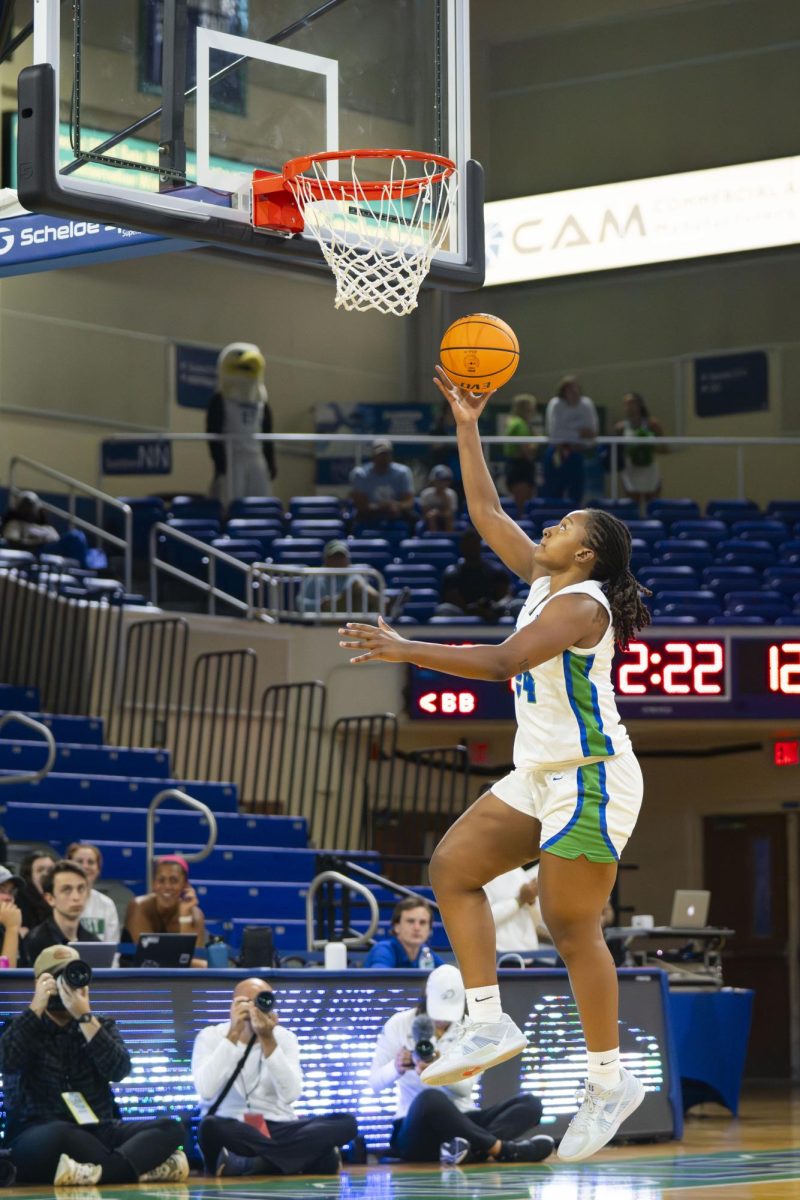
[484,865,549,954]
[543,376,599,504]
[193,978,357,1176]
[369,965,552,1164]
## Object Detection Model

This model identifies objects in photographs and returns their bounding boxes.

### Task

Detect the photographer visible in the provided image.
[369,965,553,1165]
[0,946,187,1186]
[193,978,357,1177]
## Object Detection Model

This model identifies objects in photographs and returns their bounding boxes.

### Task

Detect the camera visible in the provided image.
[411,1014,437,1065]
[413,1036,437,1064]
[47,960,92,1011]
[254,990,276,1013]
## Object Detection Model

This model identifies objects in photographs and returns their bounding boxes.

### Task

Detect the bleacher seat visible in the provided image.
[781,540,800,563]
[0,773,238,812]
[651,590,721,619]
[592,498,638,517]
[639,566,700,591]
[716,539,775,568]
[766,501,800,523]
[0,712,104,744]
[428,614,484,625]
[626,520,666,546]
[270,537,325,566]
[165,517,221,538]
[167,497,223,523]
[289,496,342,514]
[723,591,791,621]
[289,520,346,539]
[731,520,788,546]
[670,520,728,546]
[763,567,800,596]
[648,499,701,521]
[385,564,439,589]
[650,615,698,625]
[708,614,766,626]
[702,566,759,594]
[211,537,265,561]
[0,548,36,567]
[0,742,171,778]
[705,499,760,522]
[110,497,166,557]
[229,497,284,519]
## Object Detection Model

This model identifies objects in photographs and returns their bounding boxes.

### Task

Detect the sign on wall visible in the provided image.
[101,439,173,476]
[484,156,800,285]
[175,343,220,409]
[694,351,769,418]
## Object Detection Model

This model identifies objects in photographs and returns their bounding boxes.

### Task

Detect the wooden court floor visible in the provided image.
[6,1089,800,1200]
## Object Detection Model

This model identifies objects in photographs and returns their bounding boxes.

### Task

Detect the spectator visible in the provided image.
[484,865,547,954]
[23,861,99,966]
[543,376,599,504]
[124,855,207,964]
[298,539,380,615]
[207,342,276,505]
[193,977,357,1176]
[17,850,58,935]
[349,439,415,530]
[369,965,553,1164]
[503,394,539,512]
[429,400,463,498]
[614,391,666,513]
[0,945,187,1185]
[0,491,59,550]
[66,844,120,944]
[363,897,445,970]
[419,465,459,533]
[0,865,24,968]
[435,528,513,623]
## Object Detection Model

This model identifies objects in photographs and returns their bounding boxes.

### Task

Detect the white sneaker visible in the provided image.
[139,1150,190,1182]
[557,1066,645,1161]
[420,1013,528,1086]
[53,1155,102,1187]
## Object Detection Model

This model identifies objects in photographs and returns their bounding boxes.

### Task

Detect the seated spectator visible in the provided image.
[369,964,552,1164]
[614,391,666,514]
[503,394,539,511]
[0,491,59,550]
[349,439,415,530]
[193,977,357,1176]
[124,855,207,965]
[17,850,58,935]
[484,864,547,954]
[0,945,187,1185]
[419,465,459,533]
[435,528,513,623]
[363,897,445,970]
[0,865,24,968]
[66,844,120,944]
[23,861,99,965]
[298,539,379,615]
[543,375,599,504]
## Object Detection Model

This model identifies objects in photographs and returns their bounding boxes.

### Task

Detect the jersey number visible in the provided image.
[514,671,536,703]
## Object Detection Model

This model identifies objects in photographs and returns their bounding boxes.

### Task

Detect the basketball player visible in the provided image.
[339,366,651,1162]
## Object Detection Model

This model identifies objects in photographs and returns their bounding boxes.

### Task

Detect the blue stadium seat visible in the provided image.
[108,497,166,558]
[0,773,238,812]
[725,601,789,621]
[702,566,759,594]
[763,567,800,596]
[289,520,346,539]
[651,589,720,611]
[271,537,325,565]
[705,499,760,522]
[650,615,698,625]
[781,540,800,563]
[0,742,171,779]
[289,495,342,514]
[0,684,39,708]
[648,499,701,521]
[670,520,728,546]
[0,548,36,567]
[228,497,284,521]
[639,566,700,591]
[167,497,223,523]
[428,615,484,625]
[347,539,392,570]
[716,539,775,568]
[655,603,717,621]
[165,518,221,538]
[731,520,788,546]
[385,564,439,589]
[0,713,104,744]
[766,501,800,524]
[625,520,666,546]
[591,498,639,517]
[708,614,766,626]
[74,841,367,884]
[399,590,439,622]
[211,537,265,560]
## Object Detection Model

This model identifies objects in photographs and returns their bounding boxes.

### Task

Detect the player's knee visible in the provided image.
[428,839,457,890]
[548,919,605,962]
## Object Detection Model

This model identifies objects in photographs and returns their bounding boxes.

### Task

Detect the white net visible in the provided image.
[287,154,458,316]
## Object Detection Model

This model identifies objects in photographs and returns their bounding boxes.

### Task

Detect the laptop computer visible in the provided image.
[134,934,196,968]
[69,941,117,967]
[670,890,711,928]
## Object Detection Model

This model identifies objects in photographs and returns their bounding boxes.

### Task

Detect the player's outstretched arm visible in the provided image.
[433,367,543,584]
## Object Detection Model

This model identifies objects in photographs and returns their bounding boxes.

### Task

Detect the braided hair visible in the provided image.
[583,509,651,649]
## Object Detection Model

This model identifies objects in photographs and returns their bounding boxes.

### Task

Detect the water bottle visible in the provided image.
[206,938,230,968]
[418,945,435,971]
[0,957,9,969]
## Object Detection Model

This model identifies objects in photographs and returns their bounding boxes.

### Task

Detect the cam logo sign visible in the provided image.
[102,440,173,476]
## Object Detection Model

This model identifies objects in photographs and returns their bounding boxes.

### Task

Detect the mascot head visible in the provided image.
[217,342,267,402]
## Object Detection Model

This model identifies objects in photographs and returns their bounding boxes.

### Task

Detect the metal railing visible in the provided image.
[9,456,133,590]
[253,564,386,623]
[146,788,218,892]
[149,522,270,618]
[0,712,56,785]
[305,869,381,951]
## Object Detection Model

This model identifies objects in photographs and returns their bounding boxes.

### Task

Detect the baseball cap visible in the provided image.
[428,464,453,483]
[425,964,465,1022]
[34,944,79,978]
[0,865,24,889]
[371,438,393,454]
[324,539,350,558]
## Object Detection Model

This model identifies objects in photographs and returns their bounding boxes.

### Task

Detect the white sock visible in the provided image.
[465,985,503,1022]
[586,1048,621,1090]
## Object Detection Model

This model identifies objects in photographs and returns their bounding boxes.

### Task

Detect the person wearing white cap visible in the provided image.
[298,540,380,615]
[420,465,459,533]
[368,965,552,1165]
[0,865,24,968]
[349,439,415,531]
[0,945,187,1186]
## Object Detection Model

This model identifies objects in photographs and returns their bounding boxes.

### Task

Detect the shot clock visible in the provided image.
[408,635,800,720]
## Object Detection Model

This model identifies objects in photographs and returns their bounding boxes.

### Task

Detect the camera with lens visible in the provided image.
[254,990,276,1013]
[411,1014,437,1065]
[47,960,92,1011]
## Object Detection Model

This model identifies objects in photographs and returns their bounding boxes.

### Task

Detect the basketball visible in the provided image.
[439,313,520,393]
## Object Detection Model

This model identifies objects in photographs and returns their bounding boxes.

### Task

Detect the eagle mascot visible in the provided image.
[206,342,276,504]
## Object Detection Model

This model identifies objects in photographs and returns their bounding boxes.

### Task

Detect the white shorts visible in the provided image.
[491,751,643,863]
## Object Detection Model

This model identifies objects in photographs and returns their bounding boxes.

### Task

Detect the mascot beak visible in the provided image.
[230,348,266,376]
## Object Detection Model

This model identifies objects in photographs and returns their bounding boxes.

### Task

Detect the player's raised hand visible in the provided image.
[433,365,495,424]
[339,615,408,664]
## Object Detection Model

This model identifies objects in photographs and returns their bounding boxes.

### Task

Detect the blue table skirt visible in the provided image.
[668,988,754,1114]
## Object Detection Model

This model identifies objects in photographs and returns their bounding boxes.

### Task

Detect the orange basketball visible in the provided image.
[440,313,520,393]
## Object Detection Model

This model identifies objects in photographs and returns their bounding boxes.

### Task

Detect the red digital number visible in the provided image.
[618,642,648,693]
[663,642,692,694]
[693,642,724,694]
[768,643,800,695]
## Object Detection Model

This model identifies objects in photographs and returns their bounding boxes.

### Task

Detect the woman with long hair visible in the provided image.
[340,367,651,1162]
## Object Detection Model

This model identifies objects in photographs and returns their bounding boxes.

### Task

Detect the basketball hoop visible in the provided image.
[251,150,458,316]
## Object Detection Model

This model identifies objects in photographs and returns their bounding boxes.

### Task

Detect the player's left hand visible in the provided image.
[339,616,408,664]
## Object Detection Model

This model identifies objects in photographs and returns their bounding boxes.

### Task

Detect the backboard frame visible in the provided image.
[18,0,484,291]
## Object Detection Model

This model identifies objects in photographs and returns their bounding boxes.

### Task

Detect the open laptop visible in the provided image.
[70,941,117,967]
[134,934,196,969]
[670,890,711,928]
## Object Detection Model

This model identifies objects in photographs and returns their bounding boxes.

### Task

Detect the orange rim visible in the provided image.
[282,148,457,201]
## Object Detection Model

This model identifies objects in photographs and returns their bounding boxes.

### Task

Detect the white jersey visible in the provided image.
[511,576,630,770]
